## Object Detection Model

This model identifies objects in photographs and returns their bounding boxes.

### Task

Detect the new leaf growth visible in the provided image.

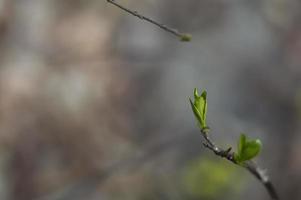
[189,88,208,131]
[189,89,278,199]
[234,134,262,164]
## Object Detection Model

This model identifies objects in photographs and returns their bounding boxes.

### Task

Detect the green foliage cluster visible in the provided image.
[189,88,262,164]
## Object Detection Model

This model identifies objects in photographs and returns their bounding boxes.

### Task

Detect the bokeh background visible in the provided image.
[0,0,300,199]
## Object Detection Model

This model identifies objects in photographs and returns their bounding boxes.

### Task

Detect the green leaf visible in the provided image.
[189,98,202,127]
[242,139,262,161]
[190,88,208,130]
[238,134,246,157]
[200,90,207,127]
[234,134,262,163]
[194,88,199,99]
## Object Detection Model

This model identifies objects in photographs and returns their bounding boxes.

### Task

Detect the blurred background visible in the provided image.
[0,0,300,199]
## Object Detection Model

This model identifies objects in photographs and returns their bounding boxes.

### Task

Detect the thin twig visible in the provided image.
[244,161,279,200]
[200,128,279,200]
[106,0,191,41]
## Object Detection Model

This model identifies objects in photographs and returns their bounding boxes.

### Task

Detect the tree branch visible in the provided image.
[106,0,191,41]
[200,127,279,200]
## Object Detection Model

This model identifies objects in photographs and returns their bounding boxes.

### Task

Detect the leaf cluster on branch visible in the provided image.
[190,88,279,199]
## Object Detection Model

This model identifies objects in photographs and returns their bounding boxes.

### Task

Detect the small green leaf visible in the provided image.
[242,139,262,161]
[200,91,207,127]
[194,88,199,99]
[238,134,246,157]
[234,134,262,163]
[189,98,202,127]
[189,88,208,130]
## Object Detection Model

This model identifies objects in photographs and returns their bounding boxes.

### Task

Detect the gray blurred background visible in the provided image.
[0,0,300,199]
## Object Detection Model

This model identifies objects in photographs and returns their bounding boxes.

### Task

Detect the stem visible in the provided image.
[244,161,279,200]
[200,128,279,200]
[106,0,191,41]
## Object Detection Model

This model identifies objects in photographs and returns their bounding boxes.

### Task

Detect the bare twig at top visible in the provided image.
[106,0,191,41]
